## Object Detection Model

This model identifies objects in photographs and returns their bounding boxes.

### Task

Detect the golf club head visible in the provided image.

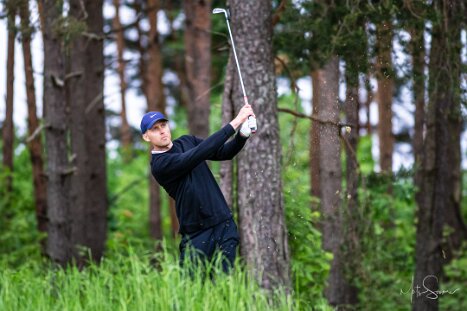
[212,8,228,19]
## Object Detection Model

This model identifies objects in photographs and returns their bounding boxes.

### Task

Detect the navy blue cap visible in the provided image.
[140,111,168,134]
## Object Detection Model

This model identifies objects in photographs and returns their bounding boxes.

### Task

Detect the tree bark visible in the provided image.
[68,0,108,264]
[42,0,72,266]
[343,63,360,307]
[183,0,212,138]
[112,0,132,159]
[220,57,236,209]
[310,70,321,207]
[317,56,356,307]
[2,2,16,196]
[413,1,466,309]
[375,21,394,173]
[19,1,48,238]
[228,0,291,291]
[146,0,165,241]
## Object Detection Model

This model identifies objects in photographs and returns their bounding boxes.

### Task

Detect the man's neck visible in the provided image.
[153,142,173,153]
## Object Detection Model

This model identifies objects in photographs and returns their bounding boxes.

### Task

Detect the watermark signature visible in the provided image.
[400,275,460,301]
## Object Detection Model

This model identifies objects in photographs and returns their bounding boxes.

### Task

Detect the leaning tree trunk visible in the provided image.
[413,1,465,310]
[375,21,394,174]
[41,0,72,266]
[112,0,132,160]
[146,0,165,241]
[184,0,212,138]
[68,0,108,265]
[19,1,48,238]
[2,2,16,196]
[317,56,356,307]
[228,0,290,291]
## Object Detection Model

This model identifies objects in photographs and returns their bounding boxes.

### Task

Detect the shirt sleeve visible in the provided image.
[152,124,236,182]
[192,132,248,161]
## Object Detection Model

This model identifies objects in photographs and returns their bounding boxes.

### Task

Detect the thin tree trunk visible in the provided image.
[310,70,321,208]
[413,1,465,309]
[68,0,108,264]
[229,0,291,291]
[375,21,394,173]
[183,0,212,138]
[410,22,426,238]
[2,2,16,195]
[146,0,165,240]
[19,1,48,237]
[317,56,356,307]
[364,73,373,135]
[112,0,132,160]
[41,0,72,266]
[343,63,360,307]
[220,57,236,209]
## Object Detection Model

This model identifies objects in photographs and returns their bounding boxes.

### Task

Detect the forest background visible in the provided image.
[0,0,466,310]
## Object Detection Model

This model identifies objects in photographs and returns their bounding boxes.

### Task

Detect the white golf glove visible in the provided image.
[239,120,252,138]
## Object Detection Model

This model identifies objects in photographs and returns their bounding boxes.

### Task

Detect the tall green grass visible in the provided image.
[0,245,303,311]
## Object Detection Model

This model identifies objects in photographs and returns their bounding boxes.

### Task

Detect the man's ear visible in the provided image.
[142,133,150,142]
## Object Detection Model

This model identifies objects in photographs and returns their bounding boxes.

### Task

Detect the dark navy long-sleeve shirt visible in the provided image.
[151,124,247,234]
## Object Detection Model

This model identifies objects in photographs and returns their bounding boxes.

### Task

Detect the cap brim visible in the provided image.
[146,117,168,132]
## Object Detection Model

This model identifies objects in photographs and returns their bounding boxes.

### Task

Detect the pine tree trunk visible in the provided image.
[2,3,15,195]
[68,0,108,264]
[228,0,290,291]
[410,22,426,237]
[146,0,165,240]
[310,70,321,207]
[112,0,132,159]
[19,1,48,238]
[42,0,72,266]
[317,56,356,307]
[413,1,466,309]
[343,64,360,307]
[375,21,394,173]
[183,0,212,138]
[220,57,236,209]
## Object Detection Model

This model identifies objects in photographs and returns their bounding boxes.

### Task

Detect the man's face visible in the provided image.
[142,120,172,150]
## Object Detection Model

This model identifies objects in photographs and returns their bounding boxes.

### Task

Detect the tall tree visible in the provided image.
[220,57,235,209]
[375,21,394,173]
[19,0,48,237]
[68,0,108,264]
[2,0,16,196]
[112,0,132,159]
[41,0,72,266]
[228,0,291,291]
[310,71,321,206]
[316,57,357,307]
[413,0,466,309]
[146,0,165,241]
[183,0,212,138]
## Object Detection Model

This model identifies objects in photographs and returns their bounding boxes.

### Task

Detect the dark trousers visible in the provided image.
[179,218,239,273]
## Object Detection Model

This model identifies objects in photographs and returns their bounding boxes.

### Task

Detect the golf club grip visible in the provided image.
[248,116,257,133]
[243,96,257,133]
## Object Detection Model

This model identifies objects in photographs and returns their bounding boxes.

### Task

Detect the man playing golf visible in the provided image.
[141,104,255,272]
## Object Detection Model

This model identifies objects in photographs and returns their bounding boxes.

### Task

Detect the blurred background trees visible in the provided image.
[0,0,466,310]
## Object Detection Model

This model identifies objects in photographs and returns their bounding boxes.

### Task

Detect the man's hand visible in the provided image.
[230,104,255,130]
[239,120,252,137]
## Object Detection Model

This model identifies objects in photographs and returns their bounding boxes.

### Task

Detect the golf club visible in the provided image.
[213,7,257,133]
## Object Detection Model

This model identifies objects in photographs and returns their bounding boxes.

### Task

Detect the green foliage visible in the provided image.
[0,145,43,267]
[278,94,332,310]
[355,170,417,310]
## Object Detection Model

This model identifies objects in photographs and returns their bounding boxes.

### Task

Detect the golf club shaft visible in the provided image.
[223,14,257,133]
